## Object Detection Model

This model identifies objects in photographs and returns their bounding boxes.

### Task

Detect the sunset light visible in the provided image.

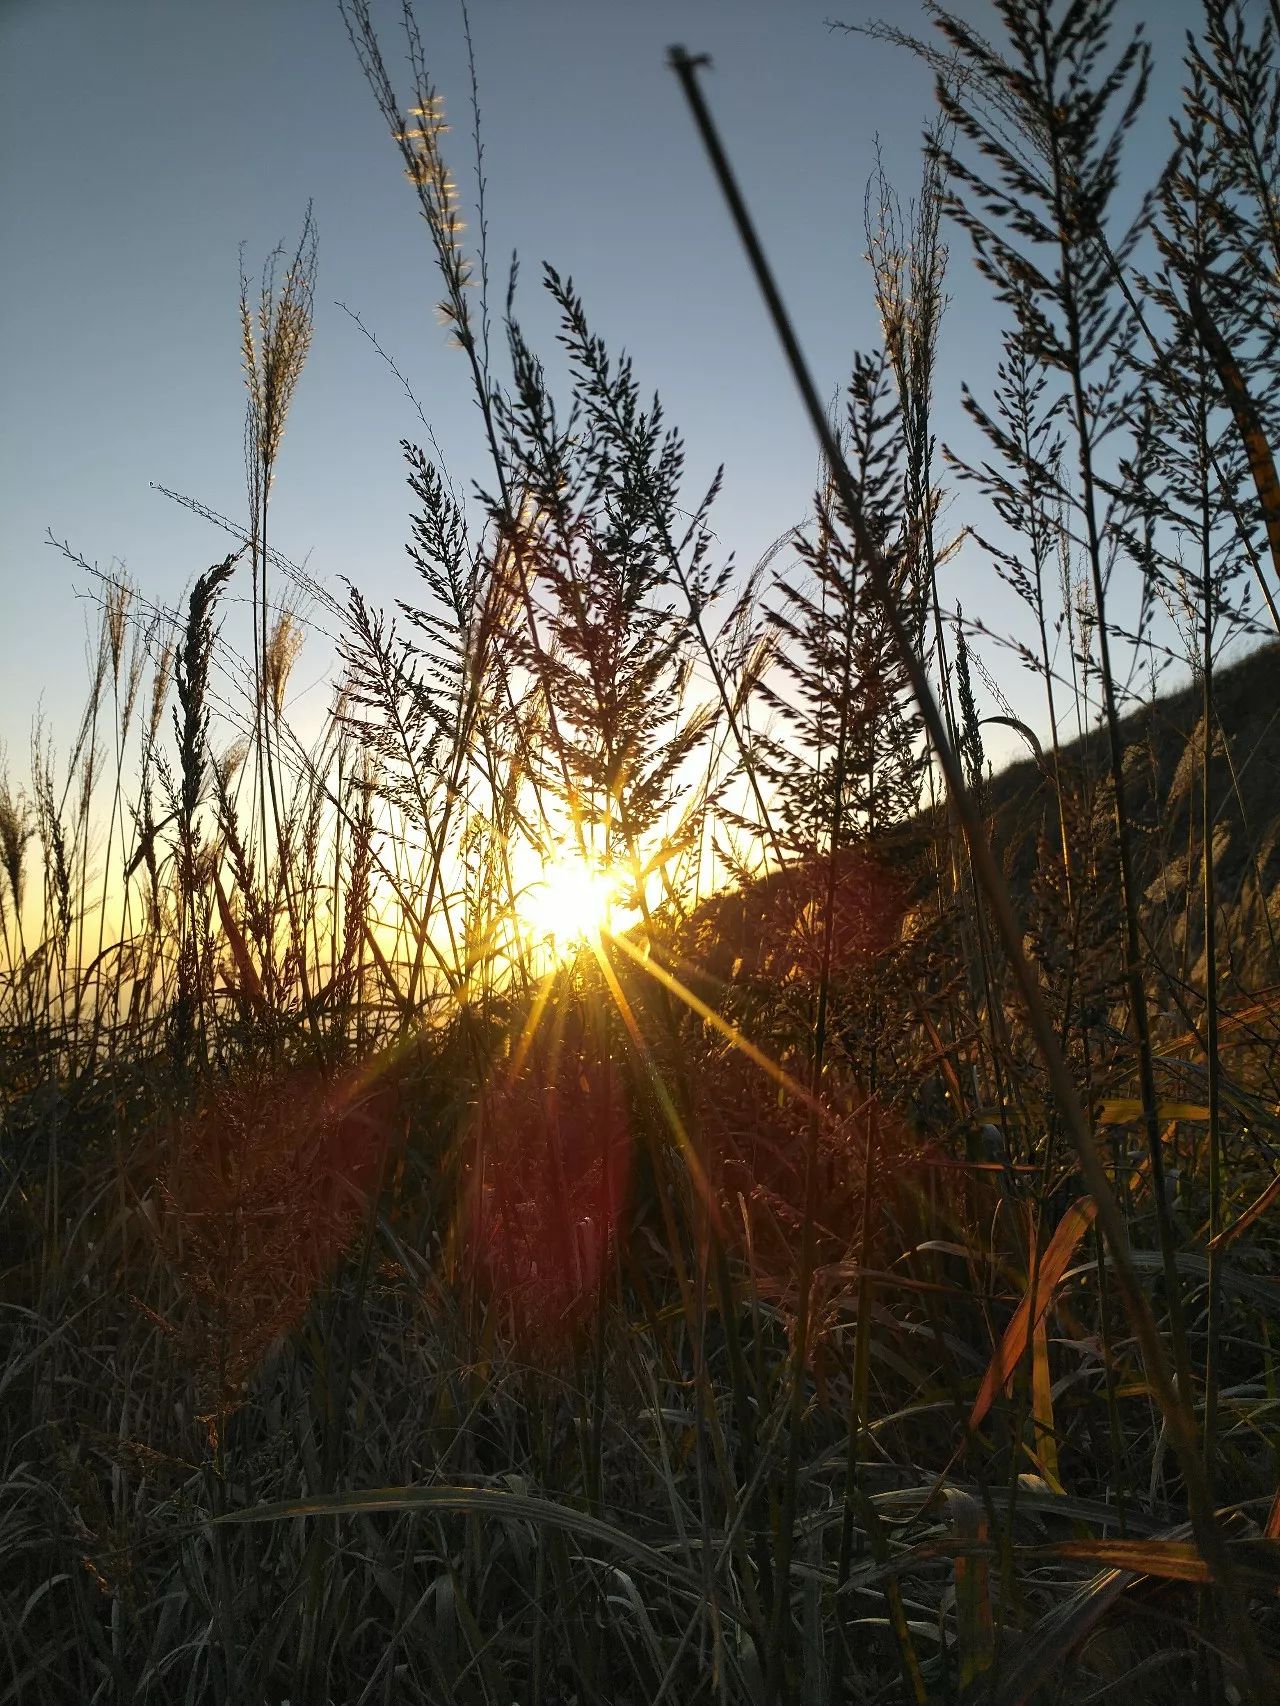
[519,854,626,962]
[10,0,1280,1697]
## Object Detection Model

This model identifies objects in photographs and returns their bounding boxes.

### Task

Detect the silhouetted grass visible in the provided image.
[4,3,1280,1702]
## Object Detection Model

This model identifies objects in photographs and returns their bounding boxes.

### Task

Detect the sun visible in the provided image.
[519,854,625,963]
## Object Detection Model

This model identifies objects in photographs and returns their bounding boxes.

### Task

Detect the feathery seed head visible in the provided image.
[265,609,306,719]
[241,211,317,484]
[0,777,31,911]
[106,579,132,682]
[149,640,176,744]
[216,741,249,792]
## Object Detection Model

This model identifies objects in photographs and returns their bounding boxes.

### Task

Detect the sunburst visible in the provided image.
[518,853,627,964]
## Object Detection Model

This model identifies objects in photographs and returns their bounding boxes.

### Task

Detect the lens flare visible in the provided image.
[466,1038,631,1345]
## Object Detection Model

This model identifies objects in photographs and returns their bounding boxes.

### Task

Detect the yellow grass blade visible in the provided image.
[1031,1314,1063,1492]
[970,1197,1098,1431]
[1095,1099,1211,1125]
[940,1489,994,1691]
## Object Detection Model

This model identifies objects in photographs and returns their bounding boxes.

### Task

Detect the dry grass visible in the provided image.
[4,2,1280,1702]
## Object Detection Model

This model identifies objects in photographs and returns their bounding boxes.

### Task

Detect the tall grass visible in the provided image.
[4,2,1280,1702]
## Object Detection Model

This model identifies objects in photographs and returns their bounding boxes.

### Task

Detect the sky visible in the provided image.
[0,0,1217,778]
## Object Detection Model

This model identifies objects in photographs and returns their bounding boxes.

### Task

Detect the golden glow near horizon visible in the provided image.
[518,853,627,964]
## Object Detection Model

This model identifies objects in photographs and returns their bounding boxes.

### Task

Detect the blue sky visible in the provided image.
[1,0,1212,772]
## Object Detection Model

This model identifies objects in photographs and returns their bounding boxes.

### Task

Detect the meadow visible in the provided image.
[4,2,1280,1701]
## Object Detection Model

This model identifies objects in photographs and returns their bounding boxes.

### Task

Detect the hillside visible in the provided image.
[987,639,1280,992]
[679,639,1280,1003]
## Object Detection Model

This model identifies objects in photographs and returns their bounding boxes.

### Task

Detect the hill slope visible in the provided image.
[987,640,1280,990]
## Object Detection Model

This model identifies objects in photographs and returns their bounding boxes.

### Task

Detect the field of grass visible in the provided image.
[5,2,1280,1701]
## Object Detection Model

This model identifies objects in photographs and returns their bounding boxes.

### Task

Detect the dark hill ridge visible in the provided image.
[676,639,1280,998]
[986,639,1280,990]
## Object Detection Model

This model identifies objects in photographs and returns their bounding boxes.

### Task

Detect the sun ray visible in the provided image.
[589,934,723,1238]
[504,960,564,1083]
[606,930,817,1112]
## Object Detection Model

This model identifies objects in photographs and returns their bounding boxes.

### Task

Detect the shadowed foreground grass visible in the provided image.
[6,1,1280,1701]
